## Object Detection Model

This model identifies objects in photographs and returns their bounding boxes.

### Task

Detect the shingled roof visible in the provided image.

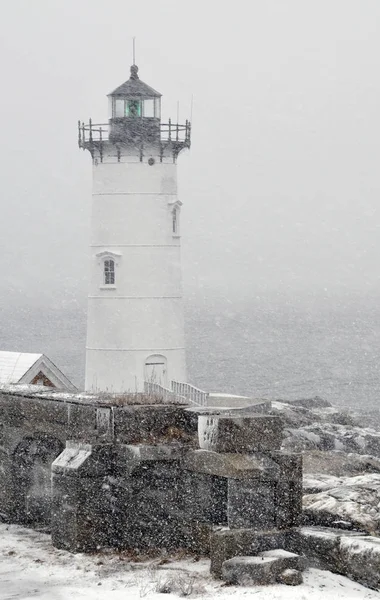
[108,64,162,98]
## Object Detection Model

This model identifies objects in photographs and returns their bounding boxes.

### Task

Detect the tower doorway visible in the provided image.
[144,355,167,386]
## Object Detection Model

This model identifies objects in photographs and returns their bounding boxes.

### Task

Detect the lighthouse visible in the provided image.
[79,64,191,393]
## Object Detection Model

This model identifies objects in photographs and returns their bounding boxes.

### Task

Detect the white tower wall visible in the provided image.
[85,145,186,393]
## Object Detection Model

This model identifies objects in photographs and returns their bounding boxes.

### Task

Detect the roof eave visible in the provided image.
[108,81,162,98]
[108,90,162,98]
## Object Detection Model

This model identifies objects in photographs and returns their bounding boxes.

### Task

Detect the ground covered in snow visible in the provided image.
[0,524,379,600]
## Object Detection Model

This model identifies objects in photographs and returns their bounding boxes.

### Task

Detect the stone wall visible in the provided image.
[0,385,194,525]
[0,384,303,574]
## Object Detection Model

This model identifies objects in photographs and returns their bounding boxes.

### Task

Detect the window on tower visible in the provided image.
[104,259,115,285]
[172,208,179,235]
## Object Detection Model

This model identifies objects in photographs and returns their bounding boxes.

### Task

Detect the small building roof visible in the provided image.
[0,351,76,391]
[109,65,162,98]
[0,351,42,383]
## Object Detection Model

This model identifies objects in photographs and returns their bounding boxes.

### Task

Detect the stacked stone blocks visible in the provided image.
[0,386,303,584]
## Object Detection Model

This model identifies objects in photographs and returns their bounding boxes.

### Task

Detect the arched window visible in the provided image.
[96,251,121,288]
[104,259,115,285]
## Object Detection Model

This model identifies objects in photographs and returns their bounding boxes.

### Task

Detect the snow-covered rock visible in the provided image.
[303,473,380,533]
[270,399,380,457]
[269,398,380,534]
[301,526,380,589]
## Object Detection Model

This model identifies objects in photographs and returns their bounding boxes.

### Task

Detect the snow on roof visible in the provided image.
[0,351,42,384]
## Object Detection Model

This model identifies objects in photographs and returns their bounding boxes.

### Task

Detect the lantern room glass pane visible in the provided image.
[125,99,141,117]
[114,99,124,118]
[143,98,154,118]
[154,98,161,119]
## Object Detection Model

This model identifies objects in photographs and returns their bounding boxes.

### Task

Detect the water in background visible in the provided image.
[1,297,379,410]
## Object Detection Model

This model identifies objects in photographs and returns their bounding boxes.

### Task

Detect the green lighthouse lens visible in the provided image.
[126,100,141,117]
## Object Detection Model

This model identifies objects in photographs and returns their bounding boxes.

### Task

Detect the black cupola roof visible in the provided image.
[108,65,162,98]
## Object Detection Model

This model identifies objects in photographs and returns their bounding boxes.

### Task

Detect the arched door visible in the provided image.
[12,435,64,525]
[144,355,167,386]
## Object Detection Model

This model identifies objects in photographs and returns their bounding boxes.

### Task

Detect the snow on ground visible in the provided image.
[0,524,379,600]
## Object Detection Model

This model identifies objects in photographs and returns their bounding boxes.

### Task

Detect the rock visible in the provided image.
[198,414,283,453]
[181,450,302,532]
[277,568,303,585]
[260,549,306,571]
[113,404,197,445]
[283,422,380,458]
[51,442,114,552]
[284,397,332,409]
[114,443,182,475]
[227,479,276,531]
[52,441,114,477]
[300,526,380,589]
[227,480,275,530]
[182,449,281,479]
[275,481,303,529]
[222,555,278,585]
[303,450,380,478]
[222,549,305,585]
[194,398,271,412]
[302,473,380,533]
[210,528,290,578]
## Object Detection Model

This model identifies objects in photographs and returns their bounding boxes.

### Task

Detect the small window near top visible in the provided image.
[104,259,115,285]
[172,209,178,234]
[154,98,161,119]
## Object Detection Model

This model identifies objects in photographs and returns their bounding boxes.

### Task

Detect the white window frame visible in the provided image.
[168,200,182,238]
[103,258,115,285]
[95,251,122,289]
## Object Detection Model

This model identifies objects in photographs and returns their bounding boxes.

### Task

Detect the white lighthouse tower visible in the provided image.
[79,64,191,393]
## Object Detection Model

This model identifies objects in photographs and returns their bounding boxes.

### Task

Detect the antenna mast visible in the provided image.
[133,37,136,65]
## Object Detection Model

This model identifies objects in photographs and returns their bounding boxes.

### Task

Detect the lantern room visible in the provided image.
[78,63,191,156]
[108,64,162,121]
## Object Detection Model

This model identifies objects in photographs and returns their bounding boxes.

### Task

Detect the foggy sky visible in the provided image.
[0,0,379,309]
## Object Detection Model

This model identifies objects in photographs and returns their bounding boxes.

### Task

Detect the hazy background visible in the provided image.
[0,0,379,405]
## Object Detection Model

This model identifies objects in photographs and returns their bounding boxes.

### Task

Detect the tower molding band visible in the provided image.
[93,192,176,197]
[86,347,186,352]
[90,244,180,248]
[88,296,182,300]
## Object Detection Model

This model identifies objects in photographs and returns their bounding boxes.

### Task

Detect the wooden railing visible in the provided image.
[171,381,209,407]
